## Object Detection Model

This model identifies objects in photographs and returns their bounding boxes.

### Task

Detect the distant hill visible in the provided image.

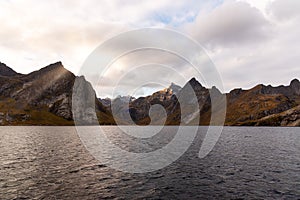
[0,61,299,126]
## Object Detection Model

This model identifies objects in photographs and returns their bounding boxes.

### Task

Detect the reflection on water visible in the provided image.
[0,126,299,199]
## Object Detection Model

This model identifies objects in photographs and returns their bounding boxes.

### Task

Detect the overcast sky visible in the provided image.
[1,0,299,97]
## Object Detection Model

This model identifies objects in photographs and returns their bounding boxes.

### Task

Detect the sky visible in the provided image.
[0,0,300,98]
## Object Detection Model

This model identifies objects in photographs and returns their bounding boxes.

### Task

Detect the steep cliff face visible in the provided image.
[0,62,75,121]
[125,83,182,125]
[290,79,300,96]
[72,76,114,125]
[0,62,113,125]
[14,62,75,119]
[110,78,222,126]
[0,61,299,126]
[118,78,300,126]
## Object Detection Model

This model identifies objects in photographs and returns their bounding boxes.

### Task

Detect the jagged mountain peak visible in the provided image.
[39,61,65,72]
[168,82,181,94]
[188,77,201,85]
[0,60,299,126]
[23,61,73,81]
[187,77,204,88]
[247,79,300,96]
[290,78,300,86]
[48,61,63,66]
[290,78,300,95]
[0,61,115,125]
[0,62,20,77]
[183,77,207,93]
[77,75,87,81]
[210,86,221,94]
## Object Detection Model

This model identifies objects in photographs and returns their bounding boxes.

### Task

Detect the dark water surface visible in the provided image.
[0,126,299,199]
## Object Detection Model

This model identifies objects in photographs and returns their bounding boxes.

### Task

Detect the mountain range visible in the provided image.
[0,61,299,126]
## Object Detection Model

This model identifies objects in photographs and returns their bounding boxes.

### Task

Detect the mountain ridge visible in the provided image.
[0,61,299,126]
[0,61,114,125]
[0,62,22,77]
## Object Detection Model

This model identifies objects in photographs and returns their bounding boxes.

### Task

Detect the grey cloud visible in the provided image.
[268,0,300,21]
[1,0,299,98]
[186,1,272,48]
[177,0,300,93]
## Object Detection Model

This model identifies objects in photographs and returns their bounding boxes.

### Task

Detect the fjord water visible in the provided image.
[0,127,299,199]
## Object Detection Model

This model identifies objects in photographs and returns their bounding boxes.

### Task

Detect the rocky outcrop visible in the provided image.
[128,83,182,125]
[0,61,113,125]
[98,98,111,108]
[72,76,99,125]
[99,77,300,126]
[0,61,299,126]
[255,105,300,126]
[290,79,300,95]
[116,78,300,126]
[0,62,76,120]
[254,79,300,100]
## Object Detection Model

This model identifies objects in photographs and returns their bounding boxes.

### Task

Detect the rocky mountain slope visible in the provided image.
[0,62,21,77]
[0,61,299,126]
[107,78,300,126]
[225,80,300,125]
[255,105,300,126]
[0,62,114,125]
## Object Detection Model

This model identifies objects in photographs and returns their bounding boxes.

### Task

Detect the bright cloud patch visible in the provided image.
[0,0,299,97]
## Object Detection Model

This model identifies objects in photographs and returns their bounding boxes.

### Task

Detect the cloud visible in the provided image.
[0,0,130,74]
[185,1,272,48]
[201,0,300,91]
[0,0,220,74]
[0,0,299,97]
[267,0,300,21]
